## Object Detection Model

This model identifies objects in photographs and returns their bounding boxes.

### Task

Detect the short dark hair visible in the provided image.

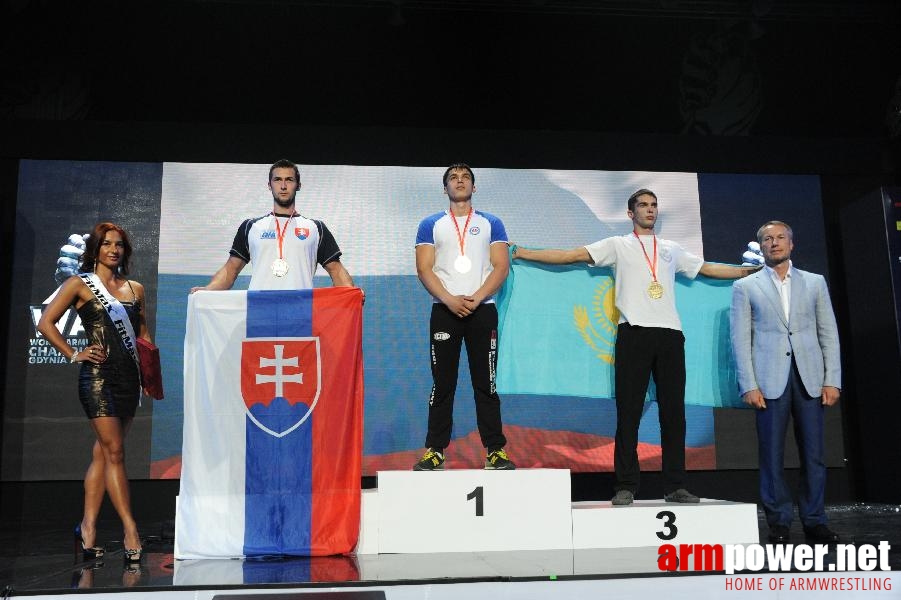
[757,220,794,244]
[443,163,475,187]
[269,159,300,183]
[628,188,657,212]
[81,222,133,275]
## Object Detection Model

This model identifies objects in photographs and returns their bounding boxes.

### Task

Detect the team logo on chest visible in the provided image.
[469,226,481,236]
[240,338,321,437]
[295,227,310,240]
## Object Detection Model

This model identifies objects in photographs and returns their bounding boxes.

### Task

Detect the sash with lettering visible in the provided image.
[78,273,141,375]
[176,287,364,558]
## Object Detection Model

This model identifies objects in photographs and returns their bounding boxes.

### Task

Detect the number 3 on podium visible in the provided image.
[656,510,678,540]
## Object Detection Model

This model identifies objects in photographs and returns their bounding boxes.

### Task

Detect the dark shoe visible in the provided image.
[664,488,700,503]
[611,490,634,506]
[804,524,840,544]
[485,448,516,470]
[123,547,143,564]
[768,524,791,543]
[74,524,105,560]
[413,448,445,471]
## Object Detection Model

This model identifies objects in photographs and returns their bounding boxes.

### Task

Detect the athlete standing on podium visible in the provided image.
[190,159,355,292]
[513,189,757,505]
[413,163,515,471]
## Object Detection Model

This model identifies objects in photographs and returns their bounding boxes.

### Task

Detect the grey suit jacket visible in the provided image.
[730,266,841,399]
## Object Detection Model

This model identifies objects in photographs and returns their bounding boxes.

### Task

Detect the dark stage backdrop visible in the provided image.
[1,160,842,480]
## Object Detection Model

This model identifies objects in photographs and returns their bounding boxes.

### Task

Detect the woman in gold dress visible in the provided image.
[38,222,151,564]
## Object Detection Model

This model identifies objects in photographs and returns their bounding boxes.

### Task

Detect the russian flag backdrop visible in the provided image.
[175,287,364,558]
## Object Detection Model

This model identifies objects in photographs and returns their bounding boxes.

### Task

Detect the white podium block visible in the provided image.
[376,469,572,553]
[571,499,759,549]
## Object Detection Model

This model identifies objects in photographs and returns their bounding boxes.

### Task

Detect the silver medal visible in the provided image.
[454,255,472,274]
[271,258,290,277]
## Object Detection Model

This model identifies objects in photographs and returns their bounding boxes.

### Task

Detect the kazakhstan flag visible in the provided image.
[496,255,744,409]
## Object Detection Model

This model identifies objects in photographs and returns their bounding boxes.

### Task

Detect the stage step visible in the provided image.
[369,469,573,554]
[571,499,760,549]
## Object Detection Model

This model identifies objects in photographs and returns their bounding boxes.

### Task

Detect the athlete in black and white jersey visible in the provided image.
[190,159,354,292]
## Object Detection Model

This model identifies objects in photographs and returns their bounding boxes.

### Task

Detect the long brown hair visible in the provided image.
[80,222,133,276]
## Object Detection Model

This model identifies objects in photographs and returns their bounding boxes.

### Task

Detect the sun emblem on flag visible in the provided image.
[573,279,619,365]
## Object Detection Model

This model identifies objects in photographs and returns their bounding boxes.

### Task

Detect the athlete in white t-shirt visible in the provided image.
[412,163,515,471]
[190,159,355,292]
[513,189,758,505]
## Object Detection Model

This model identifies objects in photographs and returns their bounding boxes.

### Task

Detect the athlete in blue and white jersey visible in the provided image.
[412,163,515,472]
[190,159,354,292]
[416,209,508,303]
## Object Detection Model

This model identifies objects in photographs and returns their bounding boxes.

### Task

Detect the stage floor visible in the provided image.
[1,503,899,598]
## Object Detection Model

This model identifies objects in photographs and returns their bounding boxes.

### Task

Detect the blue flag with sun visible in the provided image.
[496,257,744,409]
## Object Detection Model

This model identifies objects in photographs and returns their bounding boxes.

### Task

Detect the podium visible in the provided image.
[175,288,364,559]
[571,499,759,548]
[357,469,759,555]
[374,469,572,553]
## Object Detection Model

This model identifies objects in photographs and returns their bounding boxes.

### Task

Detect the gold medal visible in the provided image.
[648,280,664,299]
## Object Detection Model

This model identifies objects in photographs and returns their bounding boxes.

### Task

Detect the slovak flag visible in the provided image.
[175,287,364,558]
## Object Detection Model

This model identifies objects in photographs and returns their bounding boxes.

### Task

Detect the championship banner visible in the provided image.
[175,287,364,558]
[496,258,743,409]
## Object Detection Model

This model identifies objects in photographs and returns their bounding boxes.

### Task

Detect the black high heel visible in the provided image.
[74,524,105,560]
[123,547,143,564]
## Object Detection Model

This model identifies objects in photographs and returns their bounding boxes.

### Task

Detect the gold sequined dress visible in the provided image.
[76,296,141,418]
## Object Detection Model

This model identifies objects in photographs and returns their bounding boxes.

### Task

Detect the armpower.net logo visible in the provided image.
[658,542,893,592]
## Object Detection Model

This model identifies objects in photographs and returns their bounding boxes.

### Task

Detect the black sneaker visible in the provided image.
[485,448,515,470]
[664,488,700,503]
[611,490,634,506]
[804,524,840,544]
[768,524,791,543]
[413,448,445,471]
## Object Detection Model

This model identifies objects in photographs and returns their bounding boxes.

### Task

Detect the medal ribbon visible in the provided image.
[272,213,294,260]
[450,207,474,257]
[633,231,658,283]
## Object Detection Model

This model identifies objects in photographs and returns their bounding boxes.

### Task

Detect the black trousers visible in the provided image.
[425,303,506,451]
[613,323,687,495]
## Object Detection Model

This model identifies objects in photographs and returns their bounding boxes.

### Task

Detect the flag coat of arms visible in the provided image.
[175,287,364,558]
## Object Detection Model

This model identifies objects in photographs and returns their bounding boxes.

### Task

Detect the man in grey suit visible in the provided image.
[730,221,841,544]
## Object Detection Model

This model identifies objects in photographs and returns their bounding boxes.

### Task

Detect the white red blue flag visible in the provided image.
[175,287,364,558]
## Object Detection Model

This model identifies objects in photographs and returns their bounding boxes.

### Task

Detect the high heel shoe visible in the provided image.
[74,524,105,560]
[123,547,143,564]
